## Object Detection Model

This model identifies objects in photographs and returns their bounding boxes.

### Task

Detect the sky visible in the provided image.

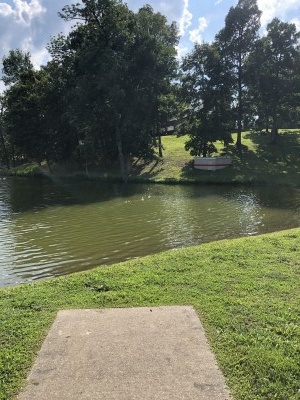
[0,0,299,70]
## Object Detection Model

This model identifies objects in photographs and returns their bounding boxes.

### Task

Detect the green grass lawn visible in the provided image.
[1,228,300,400]
[2,129,300,186]
[133,130,300,185]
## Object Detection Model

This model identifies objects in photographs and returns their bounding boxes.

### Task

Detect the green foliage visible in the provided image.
[246,18,300,139]
[180,42,234,156]
[1,49,33,86]
[1,1,179,181]
[0,228,299,399]
[1,0,300,175]
[53,0,179,181]
[215,0,262,146]
[1,130,300,186]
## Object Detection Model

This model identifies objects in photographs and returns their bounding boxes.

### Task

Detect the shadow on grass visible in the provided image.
[130,157,164,180]
[243,130,300,183]
[180,160,195,180]
[179,145,261,184]
[180,130,300,185]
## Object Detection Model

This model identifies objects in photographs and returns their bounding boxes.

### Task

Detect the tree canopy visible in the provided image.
[0,0,299,173]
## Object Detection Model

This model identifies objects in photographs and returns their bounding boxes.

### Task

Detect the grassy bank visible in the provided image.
[2,130,300,186]
[1,228,299,400]
[135,130,300,185]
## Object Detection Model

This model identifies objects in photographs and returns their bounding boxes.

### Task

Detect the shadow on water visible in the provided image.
[0,175,299,287]
[1,177,149,214]
[2,171,299,216]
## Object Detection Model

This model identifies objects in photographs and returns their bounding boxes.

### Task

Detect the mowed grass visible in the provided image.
[2,129,300,186]
[0,228,300,400]
[134,130,300,185]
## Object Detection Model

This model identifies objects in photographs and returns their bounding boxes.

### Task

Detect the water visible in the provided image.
[0,177,299,287]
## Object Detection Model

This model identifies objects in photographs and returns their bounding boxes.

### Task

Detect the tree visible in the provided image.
[216,0,261,148]
[2,50,73,168]
[246,18,300,141]
[1,2,179,176]
[157,87,182,157]
[180,42,234,157]
[0,96,10,169]
[1,50,37,165]
[2,49,33,86]
[55,0,178,181]
[133,5,179,158]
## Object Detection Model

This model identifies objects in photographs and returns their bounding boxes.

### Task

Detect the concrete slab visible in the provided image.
[17,306,231,400]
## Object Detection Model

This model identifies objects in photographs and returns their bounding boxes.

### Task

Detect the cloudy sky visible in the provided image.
[0,0,299,69]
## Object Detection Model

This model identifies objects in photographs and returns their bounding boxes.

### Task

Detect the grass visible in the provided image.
[2,130,300,186]
[0,162,45,178]
[1,228,300,399]
[134,130,300,185]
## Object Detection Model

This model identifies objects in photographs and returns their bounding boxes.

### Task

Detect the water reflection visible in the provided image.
[161,186,199,248]
[0,178,299,287]
[233,192,263,236]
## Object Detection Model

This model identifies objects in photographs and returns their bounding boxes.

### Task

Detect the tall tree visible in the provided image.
[133,5,178,158]
[59,0,140,180]
[216,0,261,148]
[246,18,300,141]
[1,50,37,165]
[0,96,10,169]
[2,51,72,168]
[180,42,234,157]
[56,0,178,181]
[1,2,178,175]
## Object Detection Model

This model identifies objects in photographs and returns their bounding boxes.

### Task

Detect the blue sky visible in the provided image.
[0,0,299,69]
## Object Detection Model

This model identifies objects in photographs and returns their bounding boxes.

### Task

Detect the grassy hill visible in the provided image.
[2,130,300,186]
[132,130,300,185]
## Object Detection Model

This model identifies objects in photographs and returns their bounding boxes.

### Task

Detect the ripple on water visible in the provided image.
[0,181,299,287]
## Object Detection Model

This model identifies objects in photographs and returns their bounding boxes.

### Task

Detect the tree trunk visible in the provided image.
[271,116,278,144]
[202,141,208,157]
[158,129,163,158]
[115,124,128,183]
[236,57,242,149]
[265,117,269,133]
[126,155,131,174]
[0,125,10,169]
[46,158,52,174]
[11,144,16,168]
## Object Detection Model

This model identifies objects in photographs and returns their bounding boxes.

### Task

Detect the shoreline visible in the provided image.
[1,130,299,187]
[0,228,299,400]
[1,166,299,188]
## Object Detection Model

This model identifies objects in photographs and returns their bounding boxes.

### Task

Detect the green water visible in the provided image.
[0,177,299,287]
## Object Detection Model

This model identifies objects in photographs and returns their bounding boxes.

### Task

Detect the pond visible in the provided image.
[0,177,299,287]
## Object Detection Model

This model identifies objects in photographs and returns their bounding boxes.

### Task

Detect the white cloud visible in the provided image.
[189,16,208,43]
[0,1,68,74]
[0,3,13,16]
[0,0,45,25]
[258,0,300,27]
[291,17,300,31]
[176,43,189,59]
[214,0,223,5]
[126,1,193,39]
[21,36,49,68]
[178,0,192,36]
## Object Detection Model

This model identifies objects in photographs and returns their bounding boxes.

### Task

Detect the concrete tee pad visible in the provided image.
[18,306,231,400]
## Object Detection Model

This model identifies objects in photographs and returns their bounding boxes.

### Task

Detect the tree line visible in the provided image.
[0,0,299,180]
